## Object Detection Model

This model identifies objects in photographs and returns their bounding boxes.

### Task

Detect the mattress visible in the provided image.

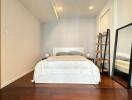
[115,60,130,74]
[33,56,100,84]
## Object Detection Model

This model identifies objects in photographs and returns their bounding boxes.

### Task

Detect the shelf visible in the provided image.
[95,58,110,62]
[96,43,110,45]
[97,33,107,37]
[96,51,102,53]
[96,29,110,74]
[96,50,110,54]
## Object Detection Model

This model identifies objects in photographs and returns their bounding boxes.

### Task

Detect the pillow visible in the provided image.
[69,51,83,56]
[56,52,70,56]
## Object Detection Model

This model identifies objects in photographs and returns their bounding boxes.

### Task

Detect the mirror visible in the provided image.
[113,23,132,88]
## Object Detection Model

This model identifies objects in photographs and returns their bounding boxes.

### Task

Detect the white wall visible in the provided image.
[1,0,41,88]
[117,0,132,28]
[41,17,96,57]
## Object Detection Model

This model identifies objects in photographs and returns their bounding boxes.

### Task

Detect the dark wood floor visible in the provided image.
[0,72,132,100]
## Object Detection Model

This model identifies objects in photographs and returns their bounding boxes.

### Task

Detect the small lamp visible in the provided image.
[45,53,50,58]
[42,53,50,60]
[86,53,90,58]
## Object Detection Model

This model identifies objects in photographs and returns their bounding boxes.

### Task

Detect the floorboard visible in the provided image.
[0,72,132,100]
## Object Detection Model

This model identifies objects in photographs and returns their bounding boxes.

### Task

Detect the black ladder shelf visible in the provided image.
[95,29,110,74]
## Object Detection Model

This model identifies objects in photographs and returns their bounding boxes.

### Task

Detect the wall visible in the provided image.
[41,17,96,57]
[117,0,132,28]
[1,0,41,88]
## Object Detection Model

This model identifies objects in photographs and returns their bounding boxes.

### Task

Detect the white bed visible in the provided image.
[33,48,100,84]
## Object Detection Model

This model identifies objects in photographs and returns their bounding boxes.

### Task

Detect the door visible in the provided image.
[100,9,111,33]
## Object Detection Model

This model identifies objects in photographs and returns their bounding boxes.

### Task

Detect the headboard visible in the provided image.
[53,48,84,56]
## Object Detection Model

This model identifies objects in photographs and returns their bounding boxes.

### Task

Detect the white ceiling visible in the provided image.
[19,0,108,23]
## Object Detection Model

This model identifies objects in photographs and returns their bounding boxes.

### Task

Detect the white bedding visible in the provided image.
[33,56,100,84]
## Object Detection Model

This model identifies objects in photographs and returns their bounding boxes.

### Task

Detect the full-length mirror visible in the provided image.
[113,23,132,88]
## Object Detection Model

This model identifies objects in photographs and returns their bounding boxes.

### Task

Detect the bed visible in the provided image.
[33,48,100,84]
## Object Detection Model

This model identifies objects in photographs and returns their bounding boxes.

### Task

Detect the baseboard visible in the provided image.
[1,68,34,89]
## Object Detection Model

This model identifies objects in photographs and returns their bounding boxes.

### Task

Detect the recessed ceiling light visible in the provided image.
[89,6,94,10]
[58,7,63,11]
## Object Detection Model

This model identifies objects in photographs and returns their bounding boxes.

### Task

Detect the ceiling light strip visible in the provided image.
[50,0,59,20]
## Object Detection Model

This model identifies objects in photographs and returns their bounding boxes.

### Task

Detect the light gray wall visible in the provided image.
[117,0,132,28]
[41,17,96,57]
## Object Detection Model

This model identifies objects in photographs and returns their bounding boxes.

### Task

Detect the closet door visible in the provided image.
[100,9,111,33]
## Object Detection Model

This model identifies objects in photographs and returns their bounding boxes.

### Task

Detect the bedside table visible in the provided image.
[86,57,94,62]
[41,57,47,60]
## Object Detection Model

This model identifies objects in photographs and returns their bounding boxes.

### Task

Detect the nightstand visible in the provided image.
[41,57,47,60]
[86,57,94,62]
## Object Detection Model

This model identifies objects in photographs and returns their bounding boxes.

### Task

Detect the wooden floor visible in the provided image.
[0,72,132,100]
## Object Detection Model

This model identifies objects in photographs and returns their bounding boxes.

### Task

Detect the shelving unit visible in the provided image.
[95,29,110,74]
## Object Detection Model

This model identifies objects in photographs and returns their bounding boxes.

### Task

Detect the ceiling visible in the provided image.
[19,0,108,23]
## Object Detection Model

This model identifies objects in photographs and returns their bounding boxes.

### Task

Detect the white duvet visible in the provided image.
[33,56,100,84]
